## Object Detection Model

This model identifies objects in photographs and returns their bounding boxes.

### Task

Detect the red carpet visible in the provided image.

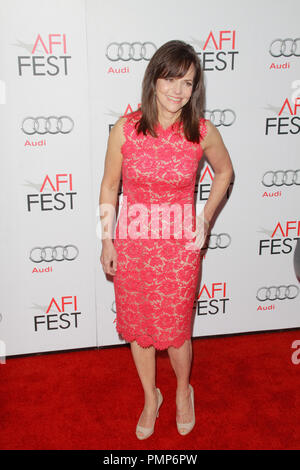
[0,329,300,450]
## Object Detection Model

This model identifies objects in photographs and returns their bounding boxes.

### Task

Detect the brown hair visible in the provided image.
[136,40,205,143]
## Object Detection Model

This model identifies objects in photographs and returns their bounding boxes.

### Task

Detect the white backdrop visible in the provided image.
[0,0,299,356]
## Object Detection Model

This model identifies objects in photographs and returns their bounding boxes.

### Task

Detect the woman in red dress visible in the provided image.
[100,40,233,439]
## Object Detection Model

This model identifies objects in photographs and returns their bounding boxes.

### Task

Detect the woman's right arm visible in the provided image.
[99,117,126,275]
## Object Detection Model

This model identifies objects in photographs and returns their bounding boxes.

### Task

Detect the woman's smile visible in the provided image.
[167,95,182,102]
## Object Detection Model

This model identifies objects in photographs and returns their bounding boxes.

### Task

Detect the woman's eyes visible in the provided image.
[165,78,192,86]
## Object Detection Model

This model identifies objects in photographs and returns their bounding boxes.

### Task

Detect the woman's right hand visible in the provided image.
[100,240,118,276]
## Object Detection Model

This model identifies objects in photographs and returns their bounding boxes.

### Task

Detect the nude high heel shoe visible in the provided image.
[176,384,195,435]
[136,387,163,440]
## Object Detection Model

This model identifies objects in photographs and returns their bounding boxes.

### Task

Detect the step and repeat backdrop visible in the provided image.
[0,0,299,356]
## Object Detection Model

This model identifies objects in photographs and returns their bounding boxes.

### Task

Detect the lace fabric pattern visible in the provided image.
[113,109,208,350]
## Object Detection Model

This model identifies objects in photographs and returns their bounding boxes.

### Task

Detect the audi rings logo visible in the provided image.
[269,38,300,57]
[262,170,300,187]
[30,245,79,263]
[256,285,299,301]
[204,233,231,249]
[106,42,157,61]
[22,116,74,135]
[204,109,236,127]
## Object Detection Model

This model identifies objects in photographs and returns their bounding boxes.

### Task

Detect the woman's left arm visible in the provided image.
[201,120,234,223]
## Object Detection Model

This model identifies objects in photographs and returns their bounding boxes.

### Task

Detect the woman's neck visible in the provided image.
[157,108,181,130]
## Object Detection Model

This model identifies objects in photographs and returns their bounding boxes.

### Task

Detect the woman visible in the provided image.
[99,40,233,440]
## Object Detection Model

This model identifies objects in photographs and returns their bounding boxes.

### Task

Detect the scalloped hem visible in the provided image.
[116,326,191,350]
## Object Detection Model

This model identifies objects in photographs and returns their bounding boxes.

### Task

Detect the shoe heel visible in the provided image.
[176,384,195,436]
[136,387,163,440]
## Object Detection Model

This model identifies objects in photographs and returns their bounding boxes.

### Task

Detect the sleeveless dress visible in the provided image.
[113,109,208,350]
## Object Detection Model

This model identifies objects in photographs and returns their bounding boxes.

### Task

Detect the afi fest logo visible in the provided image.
[107,103,141,133]
[33,296,81,331]
[259,220,300,255]
[26,173,77,212]
[191,30,238,71]
[16,34,71,76]
[197,164,233,203]
[196,282,230,316]
[265,96,300,135]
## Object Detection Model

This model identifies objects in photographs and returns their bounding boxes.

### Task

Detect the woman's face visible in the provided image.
[155,63,195,118]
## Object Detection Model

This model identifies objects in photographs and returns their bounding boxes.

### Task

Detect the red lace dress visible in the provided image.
[113,109,208,350]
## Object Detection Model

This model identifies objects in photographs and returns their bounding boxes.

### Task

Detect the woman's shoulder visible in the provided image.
[199,117,225,151]
[113,108,141,135]
[199,116,214,141]
[120,108,142,124]
[112,109,142,145]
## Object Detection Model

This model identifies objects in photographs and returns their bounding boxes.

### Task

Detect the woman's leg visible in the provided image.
[168,339,194,427]
[130,340,158,437]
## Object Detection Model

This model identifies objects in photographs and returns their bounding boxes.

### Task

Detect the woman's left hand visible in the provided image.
[185,211,210,251]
